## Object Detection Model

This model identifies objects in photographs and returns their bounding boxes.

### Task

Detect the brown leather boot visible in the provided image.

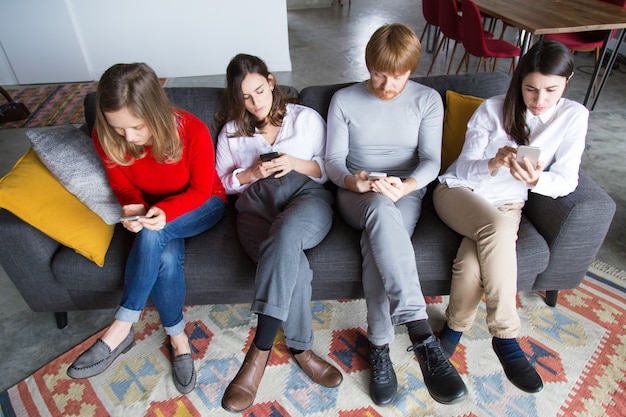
[291,350,343,387]
[221,343,270,412]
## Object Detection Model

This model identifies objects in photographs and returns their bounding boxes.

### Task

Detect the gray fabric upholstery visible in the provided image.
[525,170,616,289]
[299,72,512,120]
[0,72,615,325]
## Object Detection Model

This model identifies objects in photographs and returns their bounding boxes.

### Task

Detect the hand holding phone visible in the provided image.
[516,146,541,168]
[259,151,283,175]
[119,215,147,222]
[260,152,280,162]
[368,172,387,180]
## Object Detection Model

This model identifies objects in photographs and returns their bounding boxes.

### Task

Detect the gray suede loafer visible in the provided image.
[172,343,196,394]
[67,328,135,379]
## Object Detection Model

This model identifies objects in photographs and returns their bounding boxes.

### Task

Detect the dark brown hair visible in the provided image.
[503,40,574,145]
[215,54,296,137]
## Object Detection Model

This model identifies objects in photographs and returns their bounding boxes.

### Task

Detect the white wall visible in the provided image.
[0,0,291,85]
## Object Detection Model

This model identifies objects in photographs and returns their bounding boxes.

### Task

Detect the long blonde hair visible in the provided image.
[95,63,182,166]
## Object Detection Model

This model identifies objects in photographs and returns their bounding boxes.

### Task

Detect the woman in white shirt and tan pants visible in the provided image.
[433,40,589,395]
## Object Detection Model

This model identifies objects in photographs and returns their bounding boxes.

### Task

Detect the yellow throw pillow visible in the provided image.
[0,148,114,266]
[441,90,485,173]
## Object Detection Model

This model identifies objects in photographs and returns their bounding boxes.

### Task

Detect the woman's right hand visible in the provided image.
[488,146,517,176]
[235,160,273,185]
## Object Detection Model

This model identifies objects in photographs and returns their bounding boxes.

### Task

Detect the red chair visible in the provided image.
[456,0,521,74]
[428,0,495,75]
[428,0,462,75]
[544,0,626,71]
[420,0,440,53]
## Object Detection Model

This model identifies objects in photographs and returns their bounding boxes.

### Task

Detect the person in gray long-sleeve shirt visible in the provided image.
[325,23,467,407]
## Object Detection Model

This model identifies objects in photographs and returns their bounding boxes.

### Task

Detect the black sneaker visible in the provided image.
[368,342,397,406]
[492,338,544,393]
[408,335,468,404]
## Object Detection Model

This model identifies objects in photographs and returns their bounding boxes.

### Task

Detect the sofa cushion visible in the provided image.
[414,72,510,104]
[441,90,485,172]
[0,149,114,266]
[27,125,121,225]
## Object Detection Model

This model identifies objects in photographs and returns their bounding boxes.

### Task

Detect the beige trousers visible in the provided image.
[433,182,524,339]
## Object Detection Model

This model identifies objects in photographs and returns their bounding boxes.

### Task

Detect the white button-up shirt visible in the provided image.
[439,94,589,206]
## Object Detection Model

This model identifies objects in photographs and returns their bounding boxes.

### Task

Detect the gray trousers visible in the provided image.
[235,171,334,350]
[337,187,428,346]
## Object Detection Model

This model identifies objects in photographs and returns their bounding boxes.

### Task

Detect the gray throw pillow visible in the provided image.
[27,125,121,224]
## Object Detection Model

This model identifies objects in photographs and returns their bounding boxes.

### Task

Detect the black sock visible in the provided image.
[253,314,282,351]
[406,319,434,345]
[289,348,304,355]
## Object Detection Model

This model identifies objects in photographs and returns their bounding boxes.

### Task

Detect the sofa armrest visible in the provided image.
[524,169,616,290]
[0,209,77,312]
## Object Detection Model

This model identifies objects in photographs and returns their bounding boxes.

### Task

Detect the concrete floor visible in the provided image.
[0,0,624,392]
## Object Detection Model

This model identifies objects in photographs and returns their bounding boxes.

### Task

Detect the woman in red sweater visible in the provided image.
[67,63,226,394]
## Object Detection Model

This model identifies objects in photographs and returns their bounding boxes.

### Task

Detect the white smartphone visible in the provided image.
[516,146,541,167]
[368,172,387,180]
[119,215,147,222]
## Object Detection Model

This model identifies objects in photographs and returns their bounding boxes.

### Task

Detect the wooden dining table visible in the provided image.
[471,0,626,109]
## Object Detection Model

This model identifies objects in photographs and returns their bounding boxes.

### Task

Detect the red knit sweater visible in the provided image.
[93,109,226,222]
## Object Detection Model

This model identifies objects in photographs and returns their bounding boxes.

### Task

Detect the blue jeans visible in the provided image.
[115,196,226,336]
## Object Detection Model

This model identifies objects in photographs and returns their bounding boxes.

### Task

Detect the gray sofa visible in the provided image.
[0,72,616,329]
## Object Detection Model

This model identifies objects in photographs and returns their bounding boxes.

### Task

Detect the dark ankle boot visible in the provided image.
[408,335,468,404]
[221,343,271,412]
[291,349,343,387]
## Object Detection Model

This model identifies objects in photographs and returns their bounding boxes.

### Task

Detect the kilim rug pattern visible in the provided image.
[1,79,167,129]
[0,83,98,129]
[0,262,624,417]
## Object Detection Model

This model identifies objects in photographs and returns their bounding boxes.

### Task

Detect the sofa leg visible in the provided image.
[55,312,68,329]
[545,290,558,307]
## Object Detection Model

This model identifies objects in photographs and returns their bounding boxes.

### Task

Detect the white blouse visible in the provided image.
[439,94,589,206]
[216,103,328,195]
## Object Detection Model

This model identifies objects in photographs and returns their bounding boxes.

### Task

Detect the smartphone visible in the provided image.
[260,152,279,162]
[516,146,541,167]
[119,215,147,222]
[368,172,387,180]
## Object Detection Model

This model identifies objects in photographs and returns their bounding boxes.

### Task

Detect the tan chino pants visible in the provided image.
[433,182,524,339]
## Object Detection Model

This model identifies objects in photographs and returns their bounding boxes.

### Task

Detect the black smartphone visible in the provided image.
[260,151,279,162]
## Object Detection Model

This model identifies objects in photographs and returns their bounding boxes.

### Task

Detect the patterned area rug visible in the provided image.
[0,261,624,417]
[1,79,168,129]
[0,83,98,128]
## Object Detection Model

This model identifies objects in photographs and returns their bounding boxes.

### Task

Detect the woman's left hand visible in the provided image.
[510,158,545,187]
[139,206,166,231]
[263,154,294,178]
